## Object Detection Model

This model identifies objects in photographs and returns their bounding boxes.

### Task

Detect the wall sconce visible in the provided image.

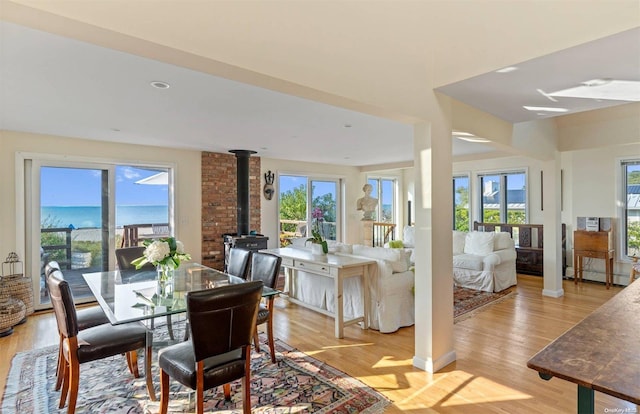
[263,170,275,200]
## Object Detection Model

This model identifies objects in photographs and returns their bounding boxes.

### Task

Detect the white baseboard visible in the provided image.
[413,350,457,373]
[542,288,564,298]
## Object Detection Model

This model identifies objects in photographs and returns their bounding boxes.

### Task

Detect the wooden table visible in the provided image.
[573,230,614,289]
[262,247,374,338]
[527,280,640,413]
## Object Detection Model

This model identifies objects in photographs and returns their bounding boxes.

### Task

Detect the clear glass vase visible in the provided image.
[156,265,174,297]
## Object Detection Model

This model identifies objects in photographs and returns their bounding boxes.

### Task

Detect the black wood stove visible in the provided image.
[223,149,268,271]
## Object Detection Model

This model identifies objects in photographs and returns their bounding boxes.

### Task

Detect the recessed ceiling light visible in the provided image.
[111,128,120,132]
[344,124,352,128]
[523,106,569,113]
[496,66,518,73]
[150,81,170,89]
[260,147,268,150]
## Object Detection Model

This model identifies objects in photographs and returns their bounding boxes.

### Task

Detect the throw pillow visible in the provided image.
[494,232,514,250]
[463,231,495,256]
[388,240,404,249]
[452,231,467,255]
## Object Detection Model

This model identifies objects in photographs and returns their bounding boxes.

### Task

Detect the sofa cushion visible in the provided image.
[402,226,415,248]
[493,232,513,250]
[453,231,467,255]
[352,245,410,273]
[464,231,495,256]
[452,253,485,271]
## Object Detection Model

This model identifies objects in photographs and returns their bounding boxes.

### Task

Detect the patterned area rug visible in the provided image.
[2,323,390,413]
[454,286,516,323]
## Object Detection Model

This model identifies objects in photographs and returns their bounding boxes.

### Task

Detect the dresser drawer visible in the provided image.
[294,260,331,275]
[280,257,294,267]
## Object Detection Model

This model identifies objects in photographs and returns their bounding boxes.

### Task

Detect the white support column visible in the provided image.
[542,152,564,297]
[412,110,456,372]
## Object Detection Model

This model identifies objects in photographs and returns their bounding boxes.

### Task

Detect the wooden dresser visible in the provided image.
[573,230,614,288]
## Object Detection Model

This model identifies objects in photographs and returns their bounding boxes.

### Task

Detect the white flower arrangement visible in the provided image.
[131,237,191,271]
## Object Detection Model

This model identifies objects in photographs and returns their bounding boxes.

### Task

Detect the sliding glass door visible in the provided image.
[24,157,172,309]
[38,165,110,304]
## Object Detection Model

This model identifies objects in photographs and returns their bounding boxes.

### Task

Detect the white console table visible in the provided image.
[262,247,374,338]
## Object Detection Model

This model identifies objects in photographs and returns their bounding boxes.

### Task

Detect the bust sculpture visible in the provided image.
[356,183,377,221]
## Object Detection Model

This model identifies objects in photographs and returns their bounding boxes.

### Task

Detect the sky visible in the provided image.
[40,166,168,206]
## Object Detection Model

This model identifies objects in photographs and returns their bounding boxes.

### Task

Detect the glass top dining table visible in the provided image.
[83,262,278,325]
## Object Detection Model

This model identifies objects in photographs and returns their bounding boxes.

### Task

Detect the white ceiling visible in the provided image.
[1,21,638,167]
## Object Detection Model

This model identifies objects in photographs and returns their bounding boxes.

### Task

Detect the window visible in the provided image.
[278,175,341,246]
[479,171,527,223]
[622,160,640,256]
[367,178,396,223]
[453,175,470,231]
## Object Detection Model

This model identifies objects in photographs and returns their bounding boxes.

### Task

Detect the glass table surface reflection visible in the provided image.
[83,262,278,325]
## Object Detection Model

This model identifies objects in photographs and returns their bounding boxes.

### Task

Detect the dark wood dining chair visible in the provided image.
[45,261,114,391]
[249,252,282,363]
[158,281,263,414]
[47,270,155,414]
[227,248,252,279]
[115,247,177,339]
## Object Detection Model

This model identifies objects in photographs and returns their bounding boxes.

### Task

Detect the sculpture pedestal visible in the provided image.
[362,220,374,247]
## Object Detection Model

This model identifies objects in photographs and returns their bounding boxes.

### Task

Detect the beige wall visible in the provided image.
[0,130,202,270]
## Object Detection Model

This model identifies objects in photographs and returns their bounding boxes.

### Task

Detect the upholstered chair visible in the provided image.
[227,248,252,279]
[47,271,155,414]
[249,252,282,363]
[158,281,263,414]
[45,261,112,390]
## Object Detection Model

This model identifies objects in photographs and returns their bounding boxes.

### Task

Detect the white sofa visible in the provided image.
[286,238,415,333]
[400,226,517,293]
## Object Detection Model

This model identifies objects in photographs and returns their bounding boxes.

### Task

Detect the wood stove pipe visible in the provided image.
[229,149,256,236]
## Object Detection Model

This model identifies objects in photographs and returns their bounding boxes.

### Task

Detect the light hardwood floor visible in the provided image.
[1,275,636,413]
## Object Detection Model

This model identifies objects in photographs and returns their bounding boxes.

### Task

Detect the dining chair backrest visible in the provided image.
[45,260,61,278]
[227,248,252,280]
[47,270,80,339]
[187,281,263,363]
[249,252,282,290]
[116,246,152,270]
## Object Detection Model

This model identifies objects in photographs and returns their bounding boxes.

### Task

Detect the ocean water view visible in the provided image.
[41,205,169,228]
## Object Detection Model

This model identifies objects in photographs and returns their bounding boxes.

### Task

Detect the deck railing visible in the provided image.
[373,222,396,247]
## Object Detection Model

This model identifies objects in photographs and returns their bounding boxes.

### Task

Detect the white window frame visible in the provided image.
[453,173,471,231]
[476,168,529,224]
[277,172,345,243]
[15,152,176,309]
[617,157,640,260]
